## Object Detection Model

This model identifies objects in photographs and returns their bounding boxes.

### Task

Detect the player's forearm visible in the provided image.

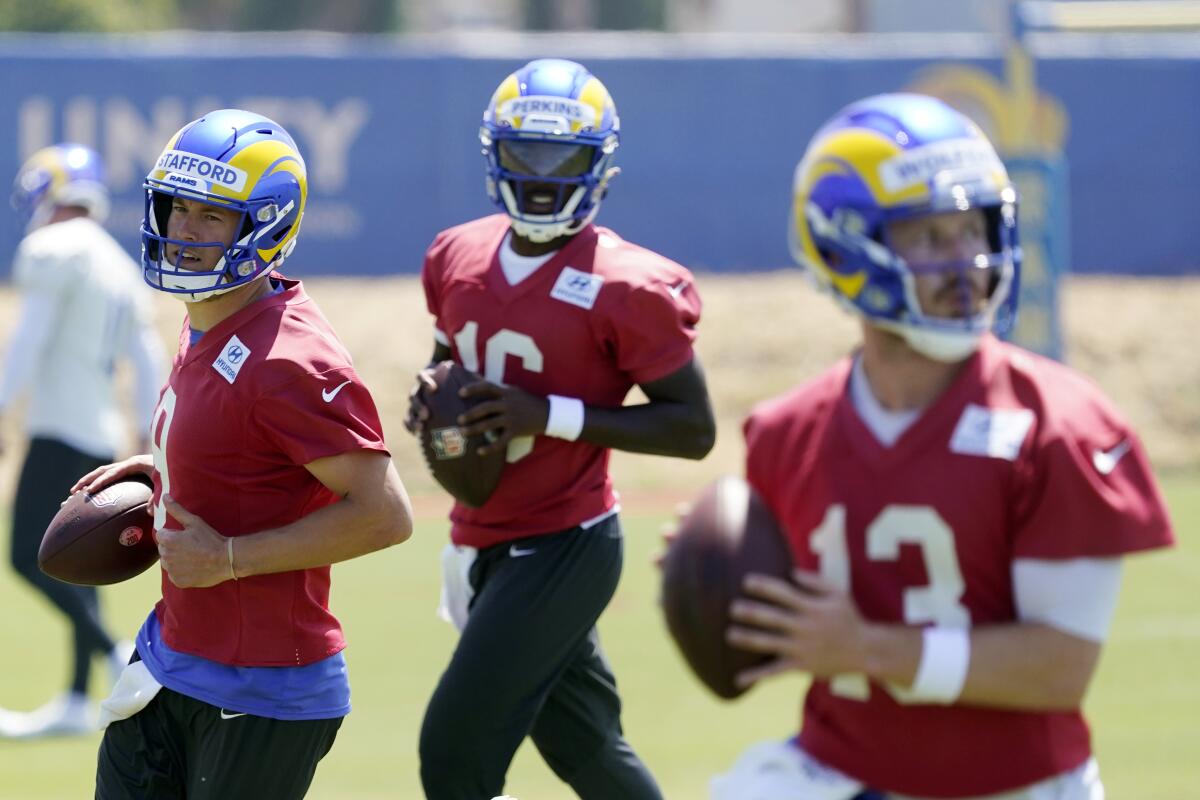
[230,474,412,578]
[579,400,715,459]
[860,621,1100,711]
[956,622,1100,710]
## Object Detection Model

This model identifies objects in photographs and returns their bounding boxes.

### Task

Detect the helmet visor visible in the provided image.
[498,141,594,178]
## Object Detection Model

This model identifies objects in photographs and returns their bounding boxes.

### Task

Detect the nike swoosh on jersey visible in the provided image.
[1092,439,1132,475]
[219,709,247,720]
[509,545,537,558]
[667,280,688,299]
[322,379,352,403]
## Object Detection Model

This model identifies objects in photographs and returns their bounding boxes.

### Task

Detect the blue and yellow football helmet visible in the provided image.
[481,59,620,243]
[141,109,307,301]
[11,143,109,232]
[790,93,1020,361]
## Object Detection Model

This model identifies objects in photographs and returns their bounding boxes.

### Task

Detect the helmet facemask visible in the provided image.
[142,185,296,303]
[483,130,619,244]
[800,172,1020,363]
[876,182,1020,361]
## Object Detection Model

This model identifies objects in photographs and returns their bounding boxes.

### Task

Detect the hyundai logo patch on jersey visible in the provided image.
[550,266,604,310]
[949,404,1035,461]
[212,334,252,384]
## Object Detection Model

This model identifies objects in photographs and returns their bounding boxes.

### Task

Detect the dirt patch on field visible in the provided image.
[1,272,1196,511]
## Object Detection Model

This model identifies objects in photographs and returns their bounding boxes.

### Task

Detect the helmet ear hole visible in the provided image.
[151,192,173,233]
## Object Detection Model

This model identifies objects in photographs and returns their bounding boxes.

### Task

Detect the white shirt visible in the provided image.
[0,217,164,458]
[497,231,556,285]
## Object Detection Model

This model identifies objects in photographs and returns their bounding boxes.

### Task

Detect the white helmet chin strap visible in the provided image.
[499,183,587,243]
[508,204,598,243]
[162,274,243,304]
[897,326,984,362]
[498,166,619,244]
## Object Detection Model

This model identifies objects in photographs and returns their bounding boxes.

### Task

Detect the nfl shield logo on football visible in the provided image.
[118,527,143,547]
[432,427,467,460]
[89,487,119,508]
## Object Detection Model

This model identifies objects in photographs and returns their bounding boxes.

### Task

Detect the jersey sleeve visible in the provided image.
[602,276,701,385]
[1011,407,1173,560]
[251,367,389,466]
[421,230,451,342]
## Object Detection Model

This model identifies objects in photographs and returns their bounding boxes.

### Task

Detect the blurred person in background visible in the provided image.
[407,58,715,800]
[711,94,1174,800]
[73,109,414,799]
[0,144,163,739]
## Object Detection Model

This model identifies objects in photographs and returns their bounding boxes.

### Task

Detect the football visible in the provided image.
[418,360,505,508]
[39,474,158,586]
[660,475,792,700]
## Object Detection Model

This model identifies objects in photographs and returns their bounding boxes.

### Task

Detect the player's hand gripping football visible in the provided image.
[70,454,154,496]
[455,380,551,458]
[157,496,236,589]
[403,366,439,435]
[726,569,872,690]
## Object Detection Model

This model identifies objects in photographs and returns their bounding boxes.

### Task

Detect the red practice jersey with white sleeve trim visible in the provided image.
[742,335,1173,797]
[422,215,700,548]
[149,276,388,667]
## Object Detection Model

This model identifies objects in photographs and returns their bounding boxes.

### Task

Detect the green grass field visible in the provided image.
[0,474,1196,799]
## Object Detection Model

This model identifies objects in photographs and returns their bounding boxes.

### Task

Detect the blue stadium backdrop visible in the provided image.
[2,36,1196,288]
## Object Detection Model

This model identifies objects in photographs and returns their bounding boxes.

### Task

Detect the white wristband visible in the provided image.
[908,627,970,703]
[545,395,585,441]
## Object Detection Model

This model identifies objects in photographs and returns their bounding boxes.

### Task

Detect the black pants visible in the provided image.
[10,436,116,694]
[420,515,663,800]
[96,683,342,800]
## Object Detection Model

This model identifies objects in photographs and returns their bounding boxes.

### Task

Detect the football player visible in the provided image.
[67,110,414,799]
[407,59,715,800]
[710,93,1174,799]
[0,144,163,739]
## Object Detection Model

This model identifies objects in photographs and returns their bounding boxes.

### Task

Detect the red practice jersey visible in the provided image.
[743,335,1173,797]
[423,215,700,548]
[149,276,388,667]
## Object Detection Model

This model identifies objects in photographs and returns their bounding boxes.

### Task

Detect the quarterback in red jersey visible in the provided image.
[71,110,413,799]
[408,60,715,800]
[711,94,1174,800]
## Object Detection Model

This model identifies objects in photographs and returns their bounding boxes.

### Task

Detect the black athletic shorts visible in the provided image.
[96,680,342,800]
